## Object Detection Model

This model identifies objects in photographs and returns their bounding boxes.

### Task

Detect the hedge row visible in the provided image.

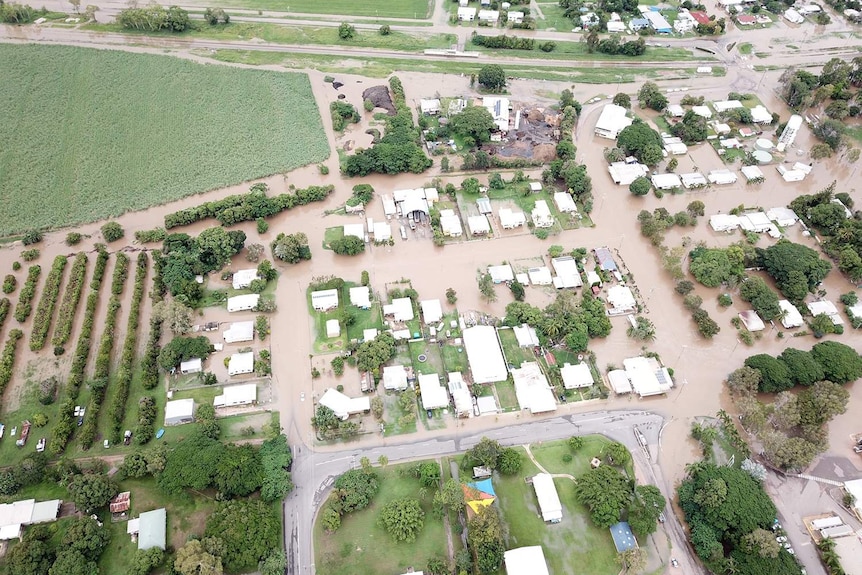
[164,184,335,229]
[79,253,129,450]
[134,396,157,445]
[13,265,41,322]
[50,250,109,453]
[107,252,148,444]
[29,255,68,351]
[141,251,166,392]
[52,253,88,347]
[0,298,9,331]
[0,330,24,407]
[134,228,167,243]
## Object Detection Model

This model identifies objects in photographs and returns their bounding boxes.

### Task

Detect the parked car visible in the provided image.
[123,430,132,446]
[671,558,679,567]
[77,417,84,427]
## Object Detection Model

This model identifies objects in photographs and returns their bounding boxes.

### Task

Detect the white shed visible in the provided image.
[778,300,804,328]
[533,473,563,523]
[373,222,392,242]
[420,98,441,115]
[214,382,257,406]
[164,398,195,426]
[311,289,339,311]
[421,299,443,324]
[180,358,202,374]
[513,324,540,347]
[326,319,341,338]
[608,369,633,394]
[504,547,550,575]
[226,352,255,377]
[232,269,260,290]
[463,325,507,384]
[223,321,254,344]
[227,294,260,312]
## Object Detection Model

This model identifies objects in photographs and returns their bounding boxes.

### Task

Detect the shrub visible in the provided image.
[66,249,109,400]
[12,261,20,271]
[331,356,344,376]
[101,221,125,242]
[330,235,365,256]
[255,315,270,341]
[0,299,10,331]
[338,22,356,39]
[52,253,88,347]
[718,294,732,307]
[379,24,390,35]
[2,275,15,294]
[141,254,166,392]
[134,228,166,243]
[29,255,68,351]
[319,164,330,175]
[13,265,41,323]
[22,230,43,245]
[134,396,158,445]
[65,232,83,245]
[256,218,269,234]
[21,248,39,261]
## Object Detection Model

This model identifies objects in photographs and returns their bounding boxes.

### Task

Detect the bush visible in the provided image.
[65,232,83,245]
[12,261,21,271]
[330,235,366,256]
[379,24,390,35]
[134,396,158,445]
[29,255,68,351]
[718,294,733,307]
[101,221,125,242]
[13,265,41,322]
[338,22,356,39]
[331,356,345,376]
[2,275,16,294]
[256,218,269,234]
[319,163,330,175]
[331,101,361,132]
[22,230,43,245]
[134,228,167,243]
[21,248,39,261]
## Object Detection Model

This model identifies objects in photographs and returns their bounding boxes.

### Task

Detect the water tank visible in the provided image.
[752,150,773,164]
[755,138,774,152]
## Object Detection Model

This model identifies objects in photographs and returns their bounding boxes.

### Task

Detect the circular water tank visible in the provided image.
[755,138,774,151]
[752,150,773,164]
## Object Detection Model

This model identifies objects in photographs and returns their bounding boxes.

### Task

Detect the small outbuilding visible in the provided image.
[420,98,441,115]
[533,473,563,523]
[738,310,765,332]
[488,264,515,284]
[180,358,203,374]
[553,192,578,213]
[513,324,540,348]
[214,382,257,406]
[326,319,341,338]
[164,399,195,426]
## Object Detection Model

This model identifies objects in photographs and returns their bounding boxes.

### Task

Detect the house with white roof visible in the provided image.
[508,10,525,22]
[644,10,672,32]
[551,256,582,289]
[504,546,550,575]
[607,20,626,32]
[513,324,540,347]
[319,388,370,420]
[128,508,166,551]
[478,9,500,22]
[708,169,738,185]
[511,362,557,414]
[381,194,397,216]
[808,300,843,325]
[373,221,392,242]
[394,188,434,218]
[622,356,673,397]
[165,398,195,425]
[710,214,741,232]
[447,372,472,417]
[383,297,414,322]
[528,267,553,286]
[223,320,254,344]
[458,6,476,19]
[383,365,409,391]
[594,104,632,139]
[180,358,202,374]
[784,7,804,22]
[468,215,491,235]
[667,104,685,118]
[778,300,804,328]
[488,264,514,283]
[420,98,441,115]
[532,200,554,228]
[608,162,649,186]
[561,363,594,389]
[553,192,578,214]
[421,299,443,324]
[463,325,507,384]
[750,105,772,124]
[651,173,681,190]
[608,285,636,313]
[499,208,526,229]
[418,373,449,410]
[681,173,708,189]
[440,209,463,237]
[311,289,339,311]
[232,269,260,290]
[608,370,633,394]
[739,310,765,332]
[227,352,255,377]
[0,499,61,541]
[713,100,744,113]
[767,207,799,227]
[227,293,259,312]
[483,96,510,132]
[741,165,764,182]
[343,223,365,240]
[349,286,371,309]
[214,382,257,406]
[738,211,772,233]
[363,328,378,341]
[691,105,712,118]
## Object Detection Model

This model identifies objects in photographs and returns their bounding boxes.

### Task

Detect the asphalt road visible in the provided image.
[283,409,711,575]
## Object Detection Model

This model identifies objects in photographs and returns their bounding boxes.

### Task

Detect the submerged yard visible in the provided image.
[0,44,329,235]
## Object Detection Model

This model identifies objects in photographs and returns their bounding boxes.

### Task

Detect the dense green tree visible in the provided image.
[259,552,286,575]
[48,550,97,575]
[62,516,110,560]
[574,465,632,528]
[465,437,503,469]
[377,498,425,542]
[688,246,743,287]
[612,92,631,108]
[627,485,665,537]
[355,331,397,376]
[477,64,506,91]
[128,547,164,575]
[433,478,465,514]
[671,110,708,143]
[762,431,819,470]
[798,380,850,429]
[67,473,118,513]
[271,232,311,263]
[743,528,781,558]
[467,506,505,574]
[330,235,365,256]
[259,434,294,503]
[616,122,663,164]
[157,336,214,371]
[738,276,781,321]
[759,240,832,299]
[637,81,668,111]
[332,469,380,513]
[204,500,279,572]
[778,348,824,387]
[215,444,264,498]
[629,176,651,196]
[744,354,792,393]
[174,539,223,575]
[497,447,523,475]
[450,106,497,144]
[811,341,862,383]
[158,432,226,493]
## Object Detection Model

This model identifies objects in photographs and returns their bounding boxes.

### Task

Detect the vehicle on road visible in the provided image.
[671,558,679,567]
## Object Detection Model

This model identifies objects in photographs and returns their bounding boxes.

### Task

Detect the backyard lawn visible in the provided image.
[0,44,328,236]
[497,328,536,368]
[494,379,519,411]
[494,444,619,575]
[314,461,448,575]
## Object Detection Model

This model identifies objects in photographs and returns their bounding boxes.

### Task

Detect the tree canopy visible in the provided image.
[744,354,792,393]
[204,500,279,572]
[688,246,743,288]
[467,506,505,574]
[574,464,632,528]
[450,106,497,144]
[616,122,663,165]
[477,65,506,91]
[377,498,425,542]
[758,240,832,304]
[810,341,862,383]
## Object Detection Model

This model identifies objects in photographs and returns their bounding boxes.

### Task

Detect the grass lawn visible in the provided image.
[494,379,519,411]
[408,341,446,376]
[340,281,384,342]
[534,3,571,30]
[381,391,418,436]
[497,328,536,368]
[323,227,345,250]
[460,182,589,232]
[466,41,698,62]
[495,443,619,575]
[307,286,347,354]
[0,44,328,236]
[738,42,753,54]
[530,435,612,476]
[440,343,468,373]
[209,0,431,18]
[314,461,448,575]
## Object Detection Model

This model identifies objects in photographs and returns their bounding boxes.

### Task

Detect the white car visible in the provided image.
[36,438,46,453]
[776,536,788,543]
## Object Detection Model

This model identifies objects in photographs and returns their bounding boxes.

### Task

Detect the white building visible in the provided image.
[778,300,804,328]
[561,362,593,389]
[421,299,443,324]
[440,209,463,237]
[420,98,441,115]
[845,479,862,519]
[227,352,255,377]
[468,215,491,235]
[739,310,765,332]
[622,356,673,397]
[667,104,685,118]
[644,10,672,32]
[691,105,712,119]
[488,264,514,283]
[311,289,339,311]
[532,200,554,228]
[214,382,257,406]
[513,324,540,347]
[499,208,527,229]
[511,362,557,414]
[418,373,450,410]
[808,300,844,325]
[737,211,772,233]
[373,221,392,242]
[681,172,708,189]
[381,194,397,216]
[784,7,804,22]
[319,388,370,420]
[767,207,799,227]
[708,169,738,185]
[349,286,371,309]
[551,256,582,289]
[508,10,525,22]
[608,285,636,313]
[651,173,681,190]
[326,319,341,338]
[383,297,414,322]
[483,96,509,132]
[227,294,259,312]
[478,9,500,22]
[363,328,378,341]
[383,365,409,391]
[223,320,254,344]
[553,192,578,214]
[608,369,633,394]
[750,105,772,124]
[710,214,741,232]
[528,266,553,286]
[0,500,62,540]
[607,20,626,32]
[594,104,632,139]
[533,473,563,523]
[586,270,602,287]
[457,6,476,20]
[232,269,260,290]
[180,358,202,374]
[447,372,472,417]
[164,398,195,426]
[504,546,550,575]
[463,325,507,384]
[713,99,744,113]
[777,114,803,151]
[741,165,764,182]
[529,182,543,193]
[608,162,649,186]
[394,188,434,218]
[343,223,365,240]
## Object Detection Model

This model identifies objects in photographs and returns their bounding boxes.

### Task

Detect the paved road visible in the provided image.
[283,409,708,575]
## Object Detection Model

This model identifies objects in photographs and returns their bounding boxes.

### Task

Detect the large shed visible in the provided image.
[533,473,563,523]
[180,358,203,374]
[463,325,507,384]
[164,398,195,426]
[594,104,632,139]
[504,546,550,575]
[133,508,166,551]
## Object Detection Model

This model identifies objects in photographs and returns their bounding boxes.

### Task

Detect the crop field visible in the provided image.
[0,44,329,236]
[205,0,432,18]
